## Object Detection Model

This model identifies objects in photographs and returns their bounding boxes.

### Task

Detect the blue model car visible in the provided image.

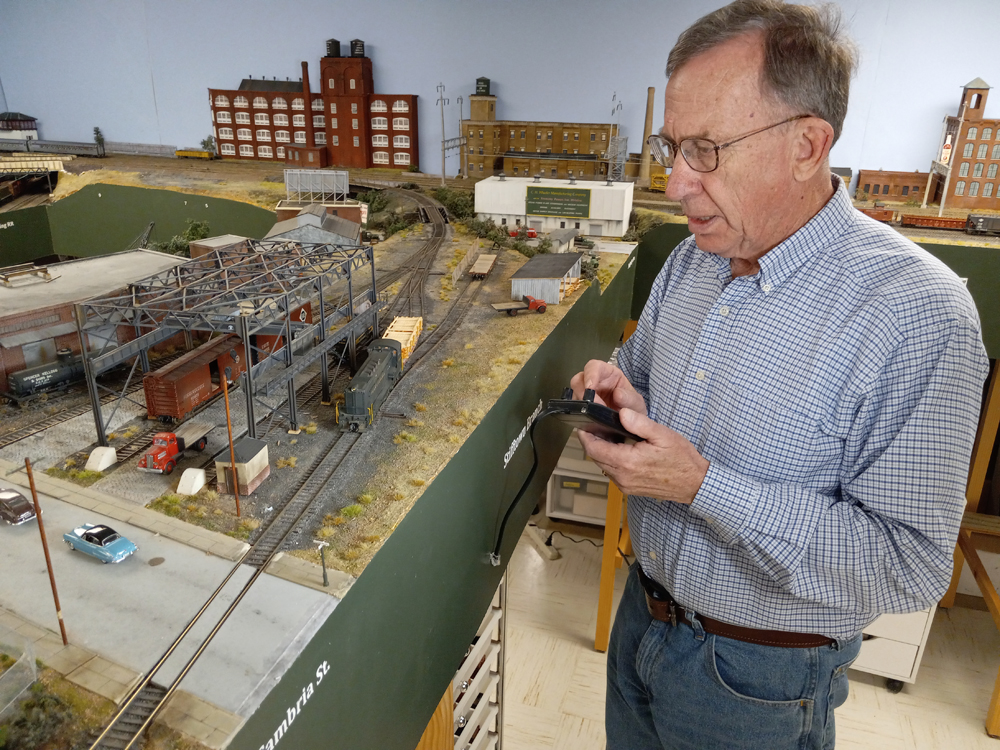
[63,523,138,564]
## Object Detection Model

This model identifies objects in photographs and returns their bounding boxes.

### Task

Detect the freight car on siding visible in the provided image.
[144,335,247,422]
[5,349,85,402]
[250,303,313,365]
[336,339,402,433]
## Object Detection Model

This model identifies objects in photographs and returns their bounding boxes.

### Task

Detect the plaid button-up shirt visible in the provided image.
[621,177,989,638]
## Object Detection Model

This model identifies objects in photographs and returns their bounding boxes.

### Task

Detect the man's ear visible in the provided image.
[791,117,835,182]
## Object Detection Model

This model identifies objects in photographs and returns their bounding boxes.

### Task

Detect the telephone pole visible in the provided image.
[437,82,449,186]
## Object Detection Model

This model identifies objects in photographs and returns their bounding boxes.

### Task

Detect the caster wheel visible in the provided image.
[885,678,904,694]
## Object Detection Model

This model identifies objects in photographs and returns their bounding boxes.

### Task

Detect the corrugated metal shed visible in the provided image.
[264,224,360,246]
[511,253,583,280]
[510,253,583,304]
[321,214,361,243]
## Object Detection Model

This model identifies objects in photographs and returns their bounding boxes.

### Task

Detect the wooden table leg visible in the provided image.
[595,482,624,652]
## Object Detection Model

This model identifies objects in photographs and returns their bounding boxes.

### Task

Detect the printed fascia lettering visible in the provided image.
[259,660,329,750]
[503,400,543,468]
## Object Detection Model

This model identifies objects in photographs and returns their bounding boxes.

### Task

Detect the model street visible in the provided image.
[0,477,337,717]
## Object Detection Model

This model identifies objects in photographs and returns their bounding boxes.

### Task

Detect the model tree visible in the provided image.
[200,135,217,157]
[93,127,106,157]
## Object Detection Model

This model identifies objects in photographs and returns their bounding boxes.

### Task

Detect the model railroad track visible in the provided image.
[381,190,449,321]
[0,350,188,451]
[245,431,361,566]
[90,682,168,750]
[89,429,364,750]
[0,387,141,450]
[112,426,166,463]
[404,277,486,375]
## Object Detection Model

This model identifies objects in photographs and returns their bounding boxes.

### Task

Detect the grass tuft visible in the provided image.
[342,504,365,518]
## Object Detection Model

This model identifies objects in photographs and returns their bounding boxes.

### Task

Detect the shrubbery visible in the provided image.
[0,681,72,750]
[150,219,211,257]
[431,188,475,220]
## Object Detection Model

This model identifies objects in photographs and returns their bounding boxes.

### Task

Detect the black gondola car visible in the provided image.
[967,214,1000,236]
[6,349,85,400]
[337,339,402,432]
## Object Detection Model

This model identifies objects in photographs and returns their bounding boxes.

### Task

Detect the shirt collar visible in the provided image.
[756,174,850,292]
[705,174,850,292]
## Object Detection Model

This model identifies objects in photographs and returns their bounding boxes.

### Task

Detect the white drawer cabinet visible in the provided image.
[850,607,935,690]
[545,432,610,525]
[451,579,505,749]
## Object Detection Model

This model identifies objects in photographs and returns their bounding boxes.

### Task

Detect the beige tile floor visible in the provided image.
[502,528,1000,749]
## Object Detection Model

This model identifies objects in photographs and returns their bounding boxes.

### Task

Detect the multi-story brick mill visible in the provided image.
[208,38,419,171]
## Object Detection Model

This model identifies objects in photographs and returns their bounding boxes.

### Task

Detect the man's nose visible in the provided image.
[664,157,703,202]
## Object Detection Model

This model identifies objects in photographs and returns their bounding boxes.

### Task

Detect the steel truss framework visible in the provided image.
[75,239,383,446]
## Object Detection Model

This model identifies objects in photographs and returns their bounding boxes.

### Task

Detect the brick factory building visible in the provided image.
[922,78,1000,211]
[461,78,618,180]
[855,170,929,202]
[208,38,418,170]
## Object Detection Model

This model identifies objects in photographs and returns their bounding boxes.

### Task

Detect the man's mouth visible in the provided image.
[687,215,717,229]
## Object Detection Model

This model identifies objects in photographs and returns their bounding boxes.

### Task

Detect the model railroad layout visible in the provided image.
[49,188,497,750]
[89,190,467,748]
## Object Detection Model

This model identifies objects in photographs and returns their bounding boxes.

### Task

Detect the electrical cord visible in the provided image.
[539,528,603,549]
[490,406,562,566]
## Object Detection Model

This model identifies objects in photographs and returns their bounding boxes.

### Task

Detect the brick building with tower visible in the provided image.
[461,78,618,180]
[208,39,419,170]
[919,77,1000,211]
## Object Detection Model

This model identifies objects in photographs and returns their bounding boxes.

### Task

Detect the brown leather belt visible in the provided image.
[637,566,833,649]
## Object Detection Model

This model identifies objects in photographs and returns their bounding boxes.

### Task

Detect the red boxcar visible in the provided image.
[899,214,967,230]
[859,207,897,223]
[251,303,312,365]
[144,335,247,422]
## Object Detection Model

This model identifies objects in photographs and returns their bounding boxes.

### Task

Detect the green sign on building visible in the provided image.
[525,186,591,219]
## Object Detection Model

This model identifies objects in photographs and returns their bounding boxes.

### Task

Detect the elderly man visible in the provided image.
[571,2,989,748]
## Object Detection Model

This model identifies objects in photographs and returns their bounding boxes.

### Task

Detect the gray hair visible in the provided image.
[666,0,859,143]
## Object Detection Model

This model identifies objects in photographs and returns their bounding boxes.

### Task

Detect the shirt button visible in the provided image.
[695,370,706,381]
[762,283,773,293]
[719,306,729,317]
[649,550,657,561]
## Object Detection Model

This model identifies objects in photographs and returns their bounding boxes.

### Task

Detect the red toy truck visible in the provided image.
[137,421,214,475]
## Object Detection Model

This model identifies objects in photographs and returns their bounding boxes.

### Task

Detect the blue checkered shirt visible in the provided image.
[620,178,989,638]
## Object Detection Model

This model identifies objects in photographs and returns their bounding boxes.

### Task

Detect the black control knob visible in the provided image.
[562,387,574,399]
[583,388,596,402]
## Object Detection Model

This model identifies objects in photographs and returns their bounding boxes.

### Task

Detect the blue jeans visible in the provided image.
[607,564,862,750]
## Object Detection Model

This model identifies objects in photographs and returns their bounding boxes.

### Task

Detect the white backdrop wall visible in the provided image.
[1,0,998,180]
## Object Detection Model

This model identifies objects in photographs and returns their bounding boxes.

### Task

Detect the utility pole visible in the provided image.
[25,458,68,645]
[222,369,241,517]
[437,82,449,186]
[457,95,466,179]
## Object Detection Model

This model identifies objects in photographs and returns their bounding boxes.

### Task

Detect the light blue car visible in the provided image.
[63,523,138,564]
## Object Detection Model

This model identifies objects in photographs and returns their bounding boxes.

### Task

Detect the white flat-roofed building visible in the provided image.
[474,175,633,238]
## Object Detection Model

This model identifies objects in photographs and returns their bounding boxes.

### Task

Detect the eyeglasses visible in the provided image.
[647,114,811,173]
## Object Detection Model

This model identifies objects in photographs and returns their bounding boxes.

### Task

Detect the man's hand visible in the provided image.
[569,360,647,416]
[577,408,709,505]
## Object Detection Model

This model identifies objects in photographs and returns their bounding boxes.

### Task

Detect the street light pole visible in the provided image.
[25,458,68,645]
[314,540,330,587]
[437,82,449,187]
